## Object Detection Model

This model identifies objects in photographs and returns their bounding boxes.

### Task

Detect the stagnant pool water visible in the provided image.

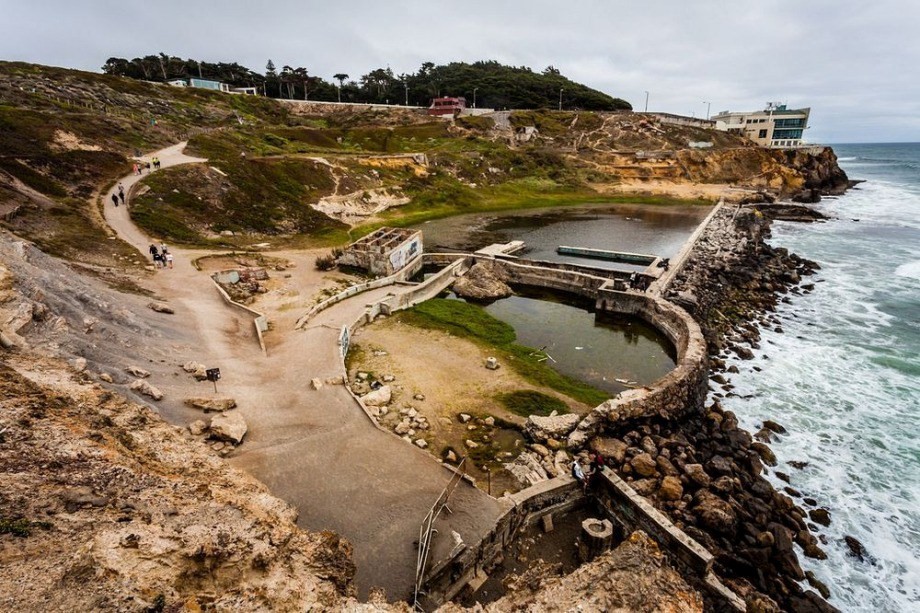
[419,202,711,271]
[459,287,676,396]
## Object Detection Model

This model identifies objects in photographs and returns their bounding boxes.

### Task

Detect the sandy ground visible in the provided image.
[348,319,591,491]
[98,144,503,600]
[597,179,756,202]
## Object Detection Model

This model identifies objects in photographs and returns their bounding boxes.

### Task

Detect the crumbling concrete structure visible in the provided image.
[337,227,423,276]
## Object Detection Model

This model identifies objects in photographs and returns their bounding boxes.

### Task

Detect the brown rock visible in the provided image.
[769,522,805,581]
[147,302,175,314]
[659,476,683,501]
[591,436,629,465]
[129,379,163,401]
[630,453,658,478]
[694,491,737,534]
[631,479,658,497]
[808,508,831,527]
[683,463,711,488]
[751,442,777,466]
[184,397,237,412]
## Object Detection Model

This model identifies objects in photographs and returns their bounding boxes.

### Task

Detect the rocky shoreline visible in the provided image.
[583,203,839,612]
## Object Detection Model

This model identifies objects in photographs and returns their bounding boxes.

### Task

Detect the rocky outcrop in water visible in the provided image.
[452,261,513,300]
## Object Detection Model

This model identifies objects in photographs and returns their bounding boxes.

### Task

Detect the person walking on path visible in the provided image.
[111,193,119,207]
[132,163,139,175]
[165,251,174,269]
[117,183,125,205]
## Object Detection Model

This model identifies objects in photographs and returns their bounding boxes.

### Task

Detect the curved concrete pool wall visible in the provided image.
[488,257,708,448]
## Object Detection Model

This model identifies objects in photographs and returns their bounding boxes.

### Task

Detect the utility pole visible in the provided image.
[644,91,649,112]
[404,82,409,106]
[558,87,564,111]
[703,101,711,120]
[473,87,478,109]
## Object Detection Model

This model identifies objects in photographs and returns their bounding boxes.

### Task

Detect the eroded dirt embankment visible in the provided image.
[0,360,357,611]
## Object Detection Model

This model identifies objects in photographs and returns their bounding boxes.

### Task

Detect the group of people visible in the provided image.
[131,157,161,175]
[149,242,173,269]
[571,452,607,493]
[110,183,126,207]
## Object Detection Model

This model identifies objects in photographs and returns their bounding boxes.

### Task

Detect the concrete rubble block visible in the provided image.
[485,357,500,370]
[458,413,472,423]
[361,385,391,406]
[324,376,345,385]
[414,439,428,449]
[209,411,248,445]
[125,365,150,378]
[129,379,163,401]
[525,413,582,443]
[184,397,237,412]
[311,378,323,390]
[98,372,114,383]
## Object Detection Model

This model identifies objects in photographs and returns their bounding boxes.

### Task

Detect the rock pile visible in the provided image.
[588,404,834,612]
[452,261,513,300]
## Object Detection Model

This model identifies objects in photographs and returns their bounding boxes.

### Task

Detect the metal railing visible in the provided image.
[413,458,466,610]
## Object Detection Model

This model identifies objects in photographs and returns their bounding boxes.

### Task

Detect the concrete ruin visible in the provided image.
[336,227,423,276]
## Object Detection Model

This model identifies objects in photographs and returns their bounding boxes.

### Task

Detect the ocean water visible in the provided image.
[719,143,920,610]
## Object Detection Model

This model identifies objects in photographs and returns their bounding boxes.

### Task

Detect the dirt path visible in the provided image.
[100,143,502,600]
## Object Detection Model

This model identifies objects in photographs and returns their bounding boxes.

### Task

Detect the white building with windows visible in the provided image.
[712,104,810,148]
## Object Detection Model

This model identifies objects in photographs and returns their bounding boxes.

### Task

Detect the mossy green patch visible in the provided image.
[496,390,569,417]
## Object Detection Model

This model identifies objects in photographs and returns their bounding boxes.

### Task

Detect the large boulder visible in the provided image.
[630,453,658,478]
[209,411,248,444]
[525,413,581,443]
[693,490,737,534]
[362,385,391,407]
[659,476,684,501]
[452,261,512,300]
[590,437,628,465]
[184,397,237,412]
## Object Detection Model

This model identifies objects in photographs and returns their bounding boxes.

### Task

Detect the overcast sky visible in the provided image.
[2,0,916,143]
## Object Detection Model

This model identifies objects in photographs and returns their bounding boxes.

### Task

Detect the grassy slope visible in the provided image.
[1,61,723,259]
[397,299,609,406]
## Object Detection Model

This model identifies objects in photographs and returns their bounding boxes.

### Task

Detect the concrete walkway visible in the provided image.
[102,143,502,600]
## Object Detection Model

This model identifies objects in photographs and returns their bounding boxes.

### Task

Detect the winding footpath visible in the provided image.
[102,143,502,599]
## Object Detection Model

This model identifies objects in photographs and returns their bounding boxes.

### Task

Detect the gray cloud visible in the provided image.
[1,0,916,142]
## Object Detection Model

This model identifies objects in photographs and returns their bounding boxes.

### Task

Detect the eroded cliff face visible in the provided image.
[0,361,357,611]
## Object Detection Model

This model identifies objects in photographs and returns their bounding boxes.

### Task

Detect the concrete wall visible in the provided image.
[209,277,267,355]
[294,255,424,329]
[422,476,584,605]
[423,469,743,611]
[484,258,708,446]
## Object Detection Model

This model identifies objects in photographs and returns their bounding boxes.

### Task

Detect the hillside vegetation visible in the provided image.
[103,54,632,111]
[1,61,845,262]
